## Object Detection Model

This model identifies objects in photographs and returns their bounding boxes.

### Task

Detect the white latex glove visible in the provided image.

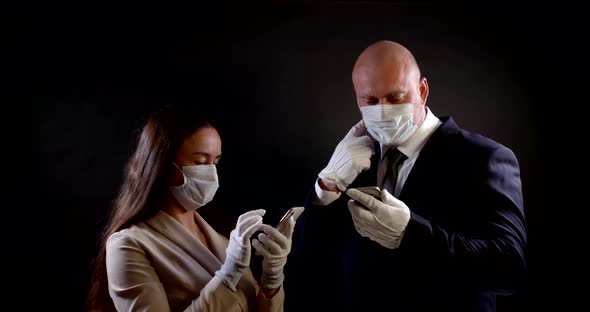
[346,188,410,249]
[252,216,295,289]
[215,209,265,291]
[318,120,374,192]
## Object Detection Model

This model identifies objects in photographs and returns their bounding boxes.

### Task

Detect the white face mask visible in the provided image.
[359,103,417,146]
[170,163,219,211]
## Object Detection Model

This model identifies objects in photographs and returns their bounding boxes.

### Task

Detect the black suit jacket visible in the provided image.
[287,117,527,312]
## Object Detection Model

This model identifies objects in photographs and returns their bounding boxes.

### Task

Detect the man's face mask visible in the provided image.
[359,103,417,146]
[170,163,219,211]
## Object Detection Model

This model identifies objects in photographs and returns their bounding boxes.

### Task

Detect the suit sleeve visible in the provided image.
[286,183,355,311]
[294,184,356,271]
[106,232,245,312]
[400,146,527,294]
[255,286,285,312]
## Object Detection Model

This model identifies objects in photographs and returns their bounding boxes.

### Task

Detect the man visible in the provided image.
[290,41,526,312]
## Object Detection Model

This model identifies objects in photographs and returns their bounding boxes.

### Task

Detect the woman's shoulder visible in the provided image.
[106,223,151,249]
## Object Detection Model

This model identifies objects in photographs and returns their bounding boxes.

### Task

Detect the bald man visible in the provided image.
[289,41,526,312]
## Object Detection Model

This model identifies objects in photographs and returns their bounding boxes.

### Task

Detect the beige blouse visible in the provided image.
[106,210,284,311]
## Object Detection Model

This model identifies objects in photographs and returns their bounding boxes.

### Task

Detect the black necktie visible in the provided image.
[381,148,407,195]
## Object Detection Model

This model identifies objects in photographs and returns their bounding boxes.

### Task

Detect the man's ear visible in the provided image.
[419,77,429,105]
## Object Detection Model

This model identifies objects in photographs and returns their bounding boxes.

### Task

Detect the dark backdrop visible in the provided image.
[29,1,588,311]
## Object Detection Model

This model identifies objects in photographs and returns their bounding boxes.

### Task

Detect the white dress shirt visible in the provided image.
[314,107,442,205]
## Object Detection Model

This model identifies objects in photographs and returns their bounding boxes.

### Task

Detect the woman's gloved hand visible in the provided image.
[252,216,295,289]
[215,209,265,291]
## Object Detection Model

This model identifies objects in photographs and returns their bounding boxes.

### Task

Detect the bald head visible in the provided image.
[352,40,429,127]
[353,41,421,87]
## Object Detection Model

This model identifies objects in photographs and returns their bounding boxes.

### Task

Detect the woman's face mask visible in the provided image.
[170,163,219,211]
[360,103,417,146]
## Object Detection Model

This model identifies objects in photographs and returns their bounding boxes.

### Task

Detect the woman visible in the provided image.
[88,106,293,311]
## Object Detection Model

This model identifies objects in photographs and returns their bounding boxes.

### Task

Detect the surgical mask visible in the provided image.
[170,163,219,211]
[359,103,417,146]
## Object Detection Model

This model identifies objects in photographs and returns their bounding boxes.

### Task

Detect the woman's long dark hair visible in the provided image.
[88,106,213,311]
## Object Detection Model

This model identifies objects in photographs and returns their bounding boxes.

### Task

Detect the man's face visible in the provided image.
[353,64,428,126]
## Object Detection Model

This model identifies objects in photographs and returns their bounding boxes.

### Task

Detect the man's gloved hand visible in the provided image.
[346,188,410,249]
[318,121,374,192]
[215,209,265,291]
[252,216,295,289]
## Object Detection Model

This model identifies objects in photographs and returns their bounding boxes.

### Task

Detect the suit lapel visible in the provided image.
[145,210,225,278]
[399,117,459,201]
[194,211,229,262]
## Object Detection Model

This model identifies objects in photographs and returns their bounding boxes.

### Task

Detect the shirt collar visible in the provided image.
[379,106,441,160]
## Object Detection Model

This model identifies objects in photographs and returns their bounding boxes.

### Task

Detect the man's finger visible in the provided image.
[346,189,380,213]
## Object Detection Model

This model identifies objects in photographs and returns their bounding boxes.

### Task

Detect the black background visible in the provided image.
[27,0,588,311]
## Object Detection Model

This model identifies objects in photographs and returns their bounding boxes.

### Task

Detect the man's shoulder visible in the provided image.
[437,116,513,156]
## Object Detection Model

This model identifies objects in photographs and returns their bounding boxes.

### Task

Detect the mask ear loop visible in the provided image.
[172,162,183,172]
[172,162,188,185]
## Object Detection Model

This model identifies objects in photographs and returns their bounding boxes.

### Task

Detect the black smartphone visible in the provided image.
[349,186,381,200]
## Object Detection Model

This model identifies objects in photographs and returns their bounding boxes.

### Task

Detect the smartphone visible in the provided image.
[350,186,381,200]
[276,207,305,229]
